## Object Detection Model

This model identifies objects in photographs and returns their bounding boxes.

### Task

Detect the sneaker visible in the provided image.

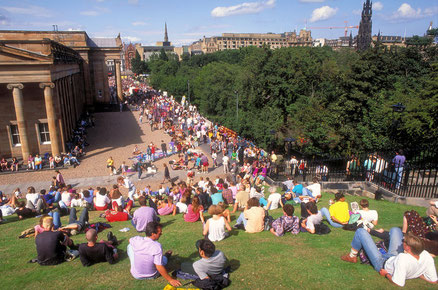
[341,254,357,263]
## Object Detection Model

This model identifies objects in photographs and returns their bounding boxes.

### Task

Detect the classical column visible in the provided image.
[40,82,61,156]
[115,59,123,102]
[7,83,30,159]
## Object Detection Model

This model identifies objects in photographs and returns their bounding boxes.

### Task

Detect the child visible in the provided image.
[203,205,232,242]
[217,202,231,223]
[270,204,300,237]
[121,161,127,177]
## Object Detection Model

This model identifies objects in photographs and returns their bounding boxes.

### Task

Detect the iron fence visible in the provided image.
[271,151,438,199]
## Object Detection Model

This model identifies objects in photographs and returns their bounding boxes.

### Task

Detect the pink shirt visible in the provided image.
[129,236,163,278]
[34,225,45,234]
[184,204,203,222]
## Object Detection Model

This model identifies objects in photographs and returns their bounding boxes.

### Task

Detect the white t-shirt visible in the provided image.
[358,209,378,224]
[222,156,229,165]
[26,193,40,206]
[95,194,110,207]
[61,192,72,205]
[266,193,282,210]
[384,251,437,287]
[306,183,321,199]
[306,211,323,232]
[176,202,188,214]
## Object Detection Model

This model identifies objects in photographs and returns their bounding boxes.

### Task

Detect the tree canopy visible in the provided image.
[145,45,438,157]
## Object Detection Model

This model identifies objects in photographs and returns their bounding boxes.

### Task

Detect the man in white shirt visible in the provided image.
[222,155,229,173]
[341,228,437,287]
[26,187,46,213]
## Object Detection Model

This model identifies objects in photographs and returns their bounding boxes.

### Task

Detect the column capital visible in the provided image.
[7,83,24,90]
[39,82,55,89]
[114,59,121,64]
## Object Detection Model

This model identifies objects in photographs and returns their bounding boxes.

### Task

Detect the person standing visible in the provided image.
[222,155,229,174]
[161,141,167,157]
[107,157,115,176]
[162,163,171,184]
[392,149,406,189]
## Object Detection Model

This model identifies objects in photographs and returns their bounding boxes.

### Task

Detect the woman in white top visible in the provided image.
[94,187,111,210]
[358,199,378,228]
[176,196,188,214]
[203,205,232,242]
[61,190,73,207]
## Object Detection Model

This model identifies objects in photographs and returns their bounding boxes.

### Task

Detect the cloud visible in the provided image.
[80,7,110,16]
[3,5,54,18]
[299,0,325,2]
[122,36,141,42]
[211,0,276,17]
[373,2,383,11]
[390,3,438,21]
[309,6,338,23]
[132,21,148,26]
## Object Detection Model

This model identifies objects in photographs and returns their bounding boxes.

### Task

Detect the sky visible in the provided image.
[0,0,437,46]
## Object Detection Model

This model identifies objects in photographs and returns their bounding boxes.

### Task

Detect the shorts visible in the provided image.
[202,162,208,167]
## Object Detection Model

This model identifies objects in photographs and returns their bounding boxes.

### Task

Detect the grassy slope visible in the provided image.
[0,193,436,290]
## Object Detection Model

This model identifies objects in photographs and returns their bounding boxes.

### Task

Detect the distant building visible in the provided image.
[372,34,407,48]
[136,23,175,61]
[188,29,312,54]
[357,0,372,51]
[123,42,137,71]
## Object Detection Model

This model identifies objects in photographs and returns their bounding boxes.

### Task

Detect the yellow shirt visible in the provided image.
[329,201,350,224]
[107,159,114,166]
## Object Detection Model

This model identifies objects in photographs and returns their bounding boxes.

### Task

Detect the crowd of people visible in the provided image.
[0,78,436,288]
[0,113,93,174]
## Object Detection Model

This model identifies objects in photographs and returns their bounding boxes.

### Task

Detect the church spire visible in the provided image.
[357,0,372,51]
[164,22,169,43]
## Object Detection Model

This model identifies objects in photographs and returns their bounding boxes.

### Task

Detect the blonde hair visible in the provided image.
[42,216,54,230]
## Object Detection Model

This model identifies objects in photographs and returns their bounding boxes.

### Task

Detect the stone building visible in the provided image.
[188,29,312,54]
[123,42,137,71]
[0,30,122,159]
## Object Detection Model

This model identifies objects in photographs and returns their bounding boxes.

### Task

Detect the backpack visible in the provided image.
[314,223,331,235]
[358,240,387,264]
[264,211,274,231]
[192,273,231,290]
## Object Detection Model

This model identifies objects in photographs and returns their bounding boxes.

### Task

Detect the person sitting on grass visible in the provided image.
[270,204,300,237]
[158,196,177,216]
[341,228,437,287]
[232,184,249,213]
[184,196,205,223]
[203,205,232,242]
[217,202,231,223]
[104,204,129,222]
[132,196,159,232]
[78,229,119,267]
[127,221,181,286]
[15,201,38,220]
[358,199,378,229]
[94,187,111,211]
[35,216,73,266]
[265,186,282,211]
[300,202,323,234]
[234,197,265,233]
[181,239,228,280]
[59,207,90,236]
[320,193,350,228]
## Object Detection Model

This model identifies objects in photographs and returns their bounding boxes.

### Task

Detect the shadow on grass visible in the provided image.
[161,219,175,228]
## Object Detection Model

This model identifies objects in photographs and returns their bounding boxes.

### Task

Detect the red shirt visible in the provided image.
[105,211,129,222]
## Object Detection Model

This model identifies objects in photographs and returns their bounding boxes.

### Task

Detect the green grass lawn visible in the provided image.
[1,193,436,289]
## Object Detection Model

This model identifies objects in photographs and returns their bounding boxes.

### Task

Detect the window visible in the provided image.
[38,123,51,144]
[10,125,20,146]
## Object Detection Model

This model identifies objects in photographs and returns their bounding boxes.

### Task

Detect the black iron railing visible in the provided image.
[271,151,438,199]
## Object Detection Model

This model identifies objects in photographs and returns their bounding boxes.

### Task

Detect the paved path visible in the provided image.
[0,110,227,195]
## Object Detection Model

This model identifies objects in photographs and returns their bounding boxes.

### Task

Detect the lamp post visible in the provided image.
[391,102,406,149]
[234,90,239,132]
[187,80,190,105]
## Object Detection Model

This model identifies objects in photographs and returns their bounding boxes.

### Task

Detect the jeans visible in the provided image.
[235,212,248,227]
[351,227,403,272]
[53,191,61,203]
[138,169,142,179]
[127,244,167,279]
[35,164,42,170]
[320,207,343,228]
[395,167,403,189]
[68,207,89,229]
[49,211,61,229]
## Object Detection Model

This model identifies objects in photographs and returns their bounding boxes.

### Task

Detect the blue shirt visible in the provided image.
[392,155,406,168]
[211,193,224,205]
[292,184,303,196]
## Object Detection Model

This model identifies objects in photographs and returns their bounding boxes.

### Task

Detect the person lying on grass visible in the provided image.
[341,228,437,287]
[78,229,119,267]
[270,204,300,237]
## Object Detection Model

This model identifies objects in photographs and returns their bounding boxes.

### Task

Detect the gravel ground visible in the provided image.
[0,110,227,195]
